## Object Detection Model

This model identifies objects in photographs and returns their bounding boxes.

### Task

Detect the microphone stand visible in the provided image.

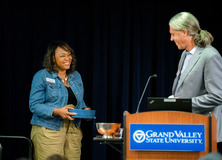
[136,74,157,113]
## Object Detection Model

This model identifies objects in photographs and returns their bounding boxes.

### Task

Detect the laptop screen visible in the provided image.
[147,97,192,112]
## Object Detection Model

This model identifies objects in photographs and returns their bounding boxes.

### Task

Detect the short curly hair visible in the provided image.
[43,40,77,74]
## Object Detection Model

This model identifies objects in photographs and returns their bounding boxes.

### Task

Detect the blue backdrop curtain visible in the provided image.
[0,1,221,160]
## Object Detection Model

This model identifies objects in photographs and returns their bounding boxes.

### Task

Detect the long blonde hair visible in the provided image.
[169,12,214,47]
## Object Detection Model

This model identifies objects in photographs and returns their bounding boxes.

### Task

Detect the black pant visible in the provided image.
[218,142,222,154]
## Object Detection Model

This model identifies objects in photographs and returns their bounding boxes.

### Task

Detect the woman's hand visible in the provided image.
[53,105,77,120]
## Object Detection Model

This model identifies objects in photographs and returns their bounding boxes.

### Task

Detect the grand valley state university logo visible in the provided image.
[130,124,205,151]
[133,130,146,143]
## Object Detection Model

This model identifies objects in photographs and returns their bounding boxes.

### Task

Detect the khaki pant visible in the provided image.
[31,120,83,160]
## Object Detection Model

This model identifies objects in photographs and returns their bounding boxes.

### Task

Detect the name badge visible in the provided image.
[46,77,55,83]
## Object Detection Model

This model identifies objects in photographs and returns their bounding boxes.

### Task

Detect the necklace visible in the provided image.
[61,76,68,84]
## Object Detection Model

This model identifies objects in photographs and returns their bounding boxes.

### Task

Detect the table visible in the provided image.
[93,136,124,154]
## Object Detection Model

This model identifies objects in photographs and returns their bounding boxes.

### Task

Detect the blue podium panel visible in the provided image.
[130,124,205,151]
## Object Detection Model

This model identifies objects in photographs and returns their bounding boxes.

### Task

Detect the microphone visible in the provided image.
[135,74,157,113]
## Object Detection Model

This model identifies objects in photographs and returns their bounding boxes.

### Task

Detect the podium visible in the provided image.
[123,111,217,160]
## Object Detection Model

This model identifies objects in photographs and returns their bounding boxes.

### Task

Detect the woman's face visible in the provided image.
[54,46,72,72]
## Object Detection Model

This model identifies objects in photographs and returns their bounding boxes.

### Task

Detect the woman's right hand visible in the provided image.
[53,105,77,120]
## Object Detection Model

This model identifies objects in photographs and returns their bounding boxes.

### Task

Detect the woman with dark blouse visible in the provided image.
[29,40,90,160]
